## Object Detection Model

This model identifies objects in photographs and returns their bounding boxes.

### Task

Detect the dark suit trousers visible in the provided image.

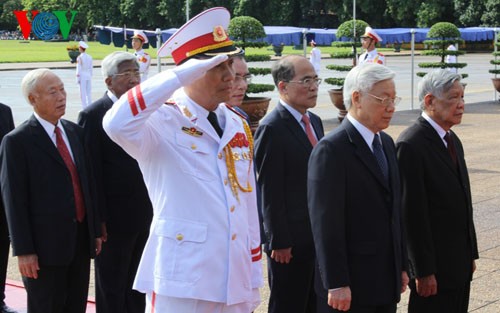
[408,280,471,313]
[95,229,149,313]
[267,254,316,313]
[0,237,9,303]
[317,299,396,313]
[22,221,90,313]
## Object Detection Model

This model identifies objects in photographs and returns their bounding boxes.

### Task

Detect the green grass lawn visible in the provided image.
[0,39,395,63]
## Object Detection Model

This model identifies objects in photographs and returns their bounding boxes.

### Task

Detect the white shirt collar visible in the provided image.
[33,112,65,145]
[346,113,378,152]
[281,100,310,126]
[421,111,448,146]
[107,90,118,103]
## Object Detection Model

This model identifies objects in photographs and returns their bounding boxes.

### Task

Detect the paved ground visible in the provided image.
[0,53,499,312]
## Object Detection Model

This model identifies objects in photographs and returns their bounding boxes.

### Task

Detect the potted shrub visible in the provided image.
[324,19,368,121]
[489,30,500,94]
[228,16,275,132]
[417,22,468,79]
[66,44,80,63]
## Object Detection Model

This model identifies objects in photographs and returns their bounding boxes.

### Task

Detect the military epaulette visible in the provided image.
[378,52,385,56]
[225,104,247,120]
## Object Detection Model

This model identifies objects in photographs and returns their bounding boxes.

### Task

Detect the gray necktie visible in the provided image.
[372,134,388,181]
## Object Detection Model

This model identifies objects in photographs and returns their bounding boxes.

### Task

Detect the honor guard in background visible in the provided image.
[358,27,386,66]
[76,41,93,108]
[131,31,151,81]
[103,7,263,313]
[309,40,321,74]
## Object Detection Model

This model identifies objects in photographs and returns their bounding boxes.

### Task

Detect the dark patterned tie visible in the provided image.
[55,127,86,222]
[207,111,223,137]
[444,132,458,167]
[372,134,389,182]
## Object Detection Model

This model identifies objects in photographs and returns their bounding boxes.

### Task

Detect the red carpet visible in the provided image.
[4,279,96,313]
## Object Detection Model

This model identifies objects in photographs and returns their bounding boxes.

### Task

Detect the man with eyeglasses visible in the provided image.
[227,55,251,121]
[396,69,478,313]
[254,54,324,313]
[358,27,385,65]
[77,51,153,313]
[308,63,408,313]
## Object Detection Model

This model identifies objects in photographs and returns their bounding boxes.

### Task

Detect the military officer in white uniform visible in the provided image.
[131,30,151,81]
[358,27,386,65]
[103,7,263,313]
[76,41,93,108]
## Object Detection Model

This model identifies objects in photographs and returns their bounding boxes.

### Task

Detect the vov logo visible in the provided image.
[13,10,78,40]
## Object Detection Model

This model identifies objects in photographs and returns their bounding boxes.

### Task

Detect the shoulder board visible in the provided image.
[225,104,247,119]
[378,52,385,56]
[144,52,149,56]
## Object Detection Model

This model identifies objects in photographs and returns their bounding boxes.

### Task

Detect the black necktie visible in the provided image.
[207,111,223,137]
[372,134,389,182]
[444,132,458,167]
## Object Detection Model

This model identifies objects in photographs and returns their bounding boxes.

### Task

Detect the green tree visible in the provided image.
[386,0,423,27]
[0,0,22,30]
[454,0,486,27]
[416,0,455,27]
[481,0,500,27]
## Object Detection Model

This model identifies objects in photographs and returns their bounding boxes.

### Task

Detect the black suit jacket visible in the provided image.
[396,116,478,289]
[0,115,100,265]
[78,94,153,233]
[308,118,407,306]
[0,103,14,240]
[254,102,324,260]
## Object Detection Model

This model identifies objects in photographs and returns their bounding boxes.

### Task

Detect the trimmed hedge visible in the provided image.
[247,83,275,94]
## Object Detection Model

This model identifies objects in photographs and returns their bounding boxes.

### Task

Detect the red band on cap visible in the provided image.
[171,32,234,64]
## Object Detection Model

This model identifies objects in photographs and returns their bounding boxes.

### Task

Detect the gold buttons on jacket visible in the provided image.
[224,179,228,185]
[231,234,237,240]
[218,153,223,159]
[191,144,197,150]
[230,205,235,212]
[176,233,184,241]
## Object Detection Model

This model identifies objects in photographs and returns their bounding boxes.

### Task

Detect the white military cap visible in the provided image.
[132,30,149,44]
[79,41,89,49]
[157,7,242,65]
[361,27,382,43]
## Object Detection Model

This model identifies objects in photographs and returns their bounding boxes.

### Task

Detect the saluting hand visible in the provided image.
[173,54,229,86]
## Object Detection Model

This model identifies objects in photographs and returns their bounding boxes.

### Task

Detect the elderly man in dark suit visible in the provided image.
[0,103,17,313]
[396,69,478,313]
[255,55,324,313]
[78,51,153,313]
[308,63,409,313]
[0,69,101,313]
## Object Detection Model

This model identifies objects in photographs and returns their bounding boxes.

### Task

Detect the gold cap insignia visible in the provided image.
[213,26,228,42]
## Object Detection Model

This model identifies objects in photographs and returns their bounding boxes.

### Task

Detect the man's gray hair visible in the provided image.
[418,69,461,110]
[343,64,396,109]
[21,68,53,104]
[101,51,138,78]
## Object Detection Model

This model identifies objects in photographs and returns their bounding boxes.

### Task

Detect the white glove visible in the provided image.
[172,54,228,86]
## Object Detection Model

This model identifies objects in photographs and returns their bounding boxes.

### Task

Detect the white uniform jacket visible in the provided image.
[310,47,321,74]
[76,52,93,81]
[102,70,263,305]
[358,49,386,65]
[135,49,151,81]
